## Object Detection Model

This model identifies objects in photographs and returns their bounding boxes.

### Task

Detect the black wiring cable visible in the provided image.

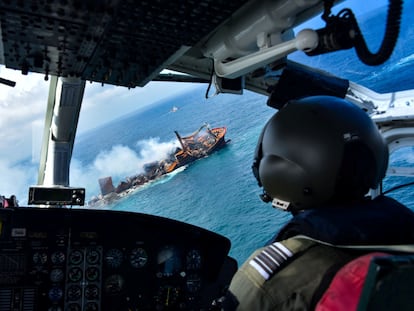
[313,0,402,65]
[352,0,403,66]
[205,59,215,99]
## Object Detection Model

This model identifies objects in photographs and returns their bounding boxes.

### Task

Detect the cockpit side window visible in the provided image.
[383,146,414,208]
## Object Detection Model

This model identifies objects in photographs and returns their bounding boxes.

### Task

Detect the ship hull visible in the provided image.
[165,126,228,172]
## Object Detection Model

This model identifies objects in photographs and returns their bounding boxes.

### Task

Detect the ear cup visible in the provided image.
[259,154,312,209]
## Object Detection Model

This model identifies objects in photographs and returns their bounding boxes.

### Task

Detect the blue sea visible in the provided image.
[72,3,414,265]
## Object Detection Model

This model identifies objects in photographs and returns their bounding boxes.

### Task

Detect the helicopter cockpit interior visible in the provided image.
[1,0,413,310]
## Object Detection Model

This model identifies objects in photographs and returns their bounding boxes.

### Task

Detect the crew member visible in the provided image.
[222,96,414,310]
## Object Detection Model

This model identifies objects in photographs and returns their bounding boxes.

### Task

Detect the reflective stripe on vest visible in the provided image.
[249,242,293,280]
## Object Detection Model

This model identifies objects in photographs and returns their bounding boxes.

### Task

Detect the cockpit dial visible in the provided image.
[186,273,202,293]
[51,251,66,265]
[48,286,63,302]
[33,251,48,265]
[104,274,125,295]
[86,248,101,265]
[104,248,124,269]
[85,266,100,281]
[67,285,82,301]
[50,268,64,283]
[85,284,99,300]
[155,285,182,309]
[157,245,182,277]
[68,267,83,282]
[69,249,83,265]
[129,247,148,268]
[186,249,202,270]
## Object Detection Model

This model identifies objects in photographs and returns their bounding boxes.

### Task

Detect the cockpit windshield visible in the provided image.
[0,0,413,265]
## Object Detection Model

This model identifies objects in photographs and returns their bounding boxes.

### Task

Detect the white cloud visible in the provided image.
[0,68,48,164]
[0,160,38,203]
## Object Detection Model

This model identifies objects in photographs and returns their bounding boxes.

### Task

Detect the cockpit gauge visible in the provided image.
[68,249,83,265]
[85,266,100,281]
[50,268,64,283]
[130,247,148,268]
[68,267,83,282]
[33,251,47,265]
[67,303,81,311]
[186,273,202,293]
[85,284,99,300]
[155,285,182,309]
[104,274,125,295]
[104,248,124,269]
[51,251,66,265]
[48,286,63,302]
[186,249,202,270]
[86,249,101,264]
[67,285,82,301]
[157,245,182,277]
[85,302,99,311]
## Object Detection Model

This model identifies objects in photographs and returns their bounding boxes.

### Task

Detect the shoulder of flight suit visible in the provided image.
[228,237,354,311]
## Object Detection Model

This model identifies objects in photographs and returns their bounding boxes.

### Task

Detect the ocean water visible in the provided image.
[72,3,414,265]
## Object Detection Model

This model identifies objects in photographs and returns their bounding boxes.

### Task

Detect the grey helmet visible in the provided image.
[252,96,389,212]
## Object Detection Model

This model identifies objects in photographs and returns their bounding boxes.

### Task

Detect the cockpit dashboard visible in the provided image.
[0,206,237,310]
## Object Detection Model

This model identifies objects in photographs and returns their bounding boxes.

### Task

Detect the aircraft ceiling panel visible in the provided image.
[0,0,248,87]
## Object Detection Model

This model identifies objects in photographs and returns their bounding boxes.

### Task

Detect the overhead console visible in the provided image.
[0,207,237,310]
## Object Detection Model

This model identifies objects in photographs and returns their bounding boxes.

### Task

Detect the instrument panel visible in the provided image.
[0,207,237,310]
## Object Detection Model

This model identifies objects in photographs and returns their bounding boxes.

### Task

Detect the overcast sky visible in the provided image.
[0,0,389,201]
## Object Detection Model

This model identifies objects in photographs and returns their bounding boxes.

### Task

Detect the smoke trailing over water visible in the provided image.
[71,137,179,199]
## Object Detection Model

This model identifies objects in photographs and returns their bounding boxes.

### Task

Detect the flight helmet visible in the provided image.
[252,96,389,212]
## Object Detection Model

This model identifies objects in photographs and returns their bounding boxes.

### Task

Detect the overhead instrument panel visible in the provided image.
[0,207,237,310]
[0,0,249,87]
